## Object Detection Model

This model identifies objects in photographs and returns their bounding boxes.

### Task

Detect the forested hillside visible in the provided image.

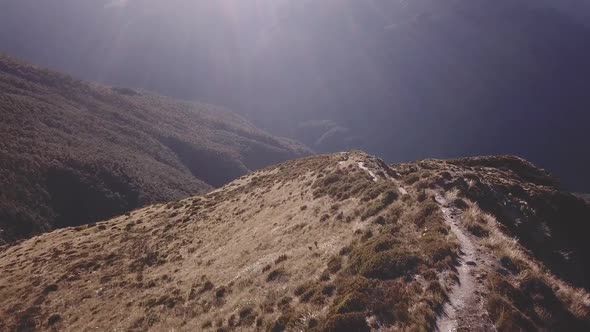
[0,54,310,243]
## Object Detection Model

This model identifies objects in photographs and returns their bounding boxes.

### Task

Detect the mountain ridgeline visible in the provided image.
[0,152,588,331]
[0,54,310,243]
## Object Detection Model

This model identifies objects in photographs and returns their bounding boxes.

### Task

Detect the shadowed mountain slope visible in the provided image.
[1,0,589,191]
[576,193,590,204]
[0,54,310,243]
[0,151,588,331]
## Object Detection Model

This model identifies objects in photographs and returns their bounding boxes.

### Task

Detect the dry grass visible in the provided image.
[1,152,589,331]
[444,188,460,202]
[396,156,590,331]
[461,202,492,237]
[0,152,415,331]
[474,202,590,330]
[306,187,460,331]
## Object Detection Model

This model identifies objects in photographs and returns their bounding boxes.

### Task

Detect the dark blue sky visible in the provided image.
[1,0,589,190]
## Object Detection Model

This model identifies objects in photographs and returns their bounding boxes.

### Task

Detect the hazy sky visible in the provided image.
[1,0,589,190]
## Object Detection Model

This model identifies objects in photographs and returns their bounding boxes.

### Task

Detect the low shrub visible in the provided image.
[266,268,288,282]
[361,190,399,220]
[348,247,420,280]
[321,313,370,332]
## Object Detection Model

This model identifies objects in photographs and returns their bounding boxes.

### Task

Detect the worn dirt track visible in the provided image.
[435,193,495,332]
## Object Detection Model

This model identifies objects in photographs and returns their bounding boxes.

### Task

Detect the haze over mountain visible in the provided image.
[0,54,309,243]
[1,0,589,190]
[1,2,590,331]
[1,152,588,331]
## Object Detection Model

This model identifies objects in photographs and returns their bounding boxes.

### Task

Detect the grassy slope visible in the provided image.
[0,151,587,331]
[399,156,590,331]
[0,54,310,243]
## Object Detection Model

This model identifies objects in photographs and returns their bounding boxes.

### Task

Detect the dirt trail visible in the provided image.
[435,193,496,332]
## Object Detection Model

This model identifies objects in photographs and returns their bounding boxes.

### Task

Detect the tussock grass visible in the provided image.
[394,158,590,331]
[445,188,460,202]
[302,189,459,331]
[266,268,288,282]
[462,203,492,237]
[5,152,590,332]
[361,190,399,220]
[473,201,590,330]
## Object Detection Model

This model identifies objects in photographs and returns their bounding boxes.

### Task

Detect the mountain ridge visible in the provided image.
[1,151,588,331]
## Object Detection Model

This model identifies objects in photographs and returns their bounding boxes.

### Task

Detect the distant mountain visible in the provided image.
[0,54,310,243]
[293,120,364,153]
[1,0,589,190]
[575,193,590,203]
[1,151,588,331]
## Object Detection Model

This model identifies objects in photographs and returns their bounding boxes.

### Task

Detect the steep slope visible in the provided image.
[0,152,588,331]
[0,54,310,243]
[398,156,590,331]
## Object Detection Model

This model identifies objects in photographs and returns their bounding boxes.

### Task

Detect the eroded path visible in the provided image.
[435,193,496,332]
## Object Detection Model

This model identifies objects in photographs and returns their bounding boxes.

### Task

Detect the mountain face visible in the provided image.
[0,54,310,243]
[1,0,589,191]
[576,193,590,204]
[293,120,363,154]
[1,151,588,331]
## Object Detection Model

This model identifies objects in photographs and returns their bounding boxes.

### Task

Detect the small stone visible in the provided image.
[43,284,58,294]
